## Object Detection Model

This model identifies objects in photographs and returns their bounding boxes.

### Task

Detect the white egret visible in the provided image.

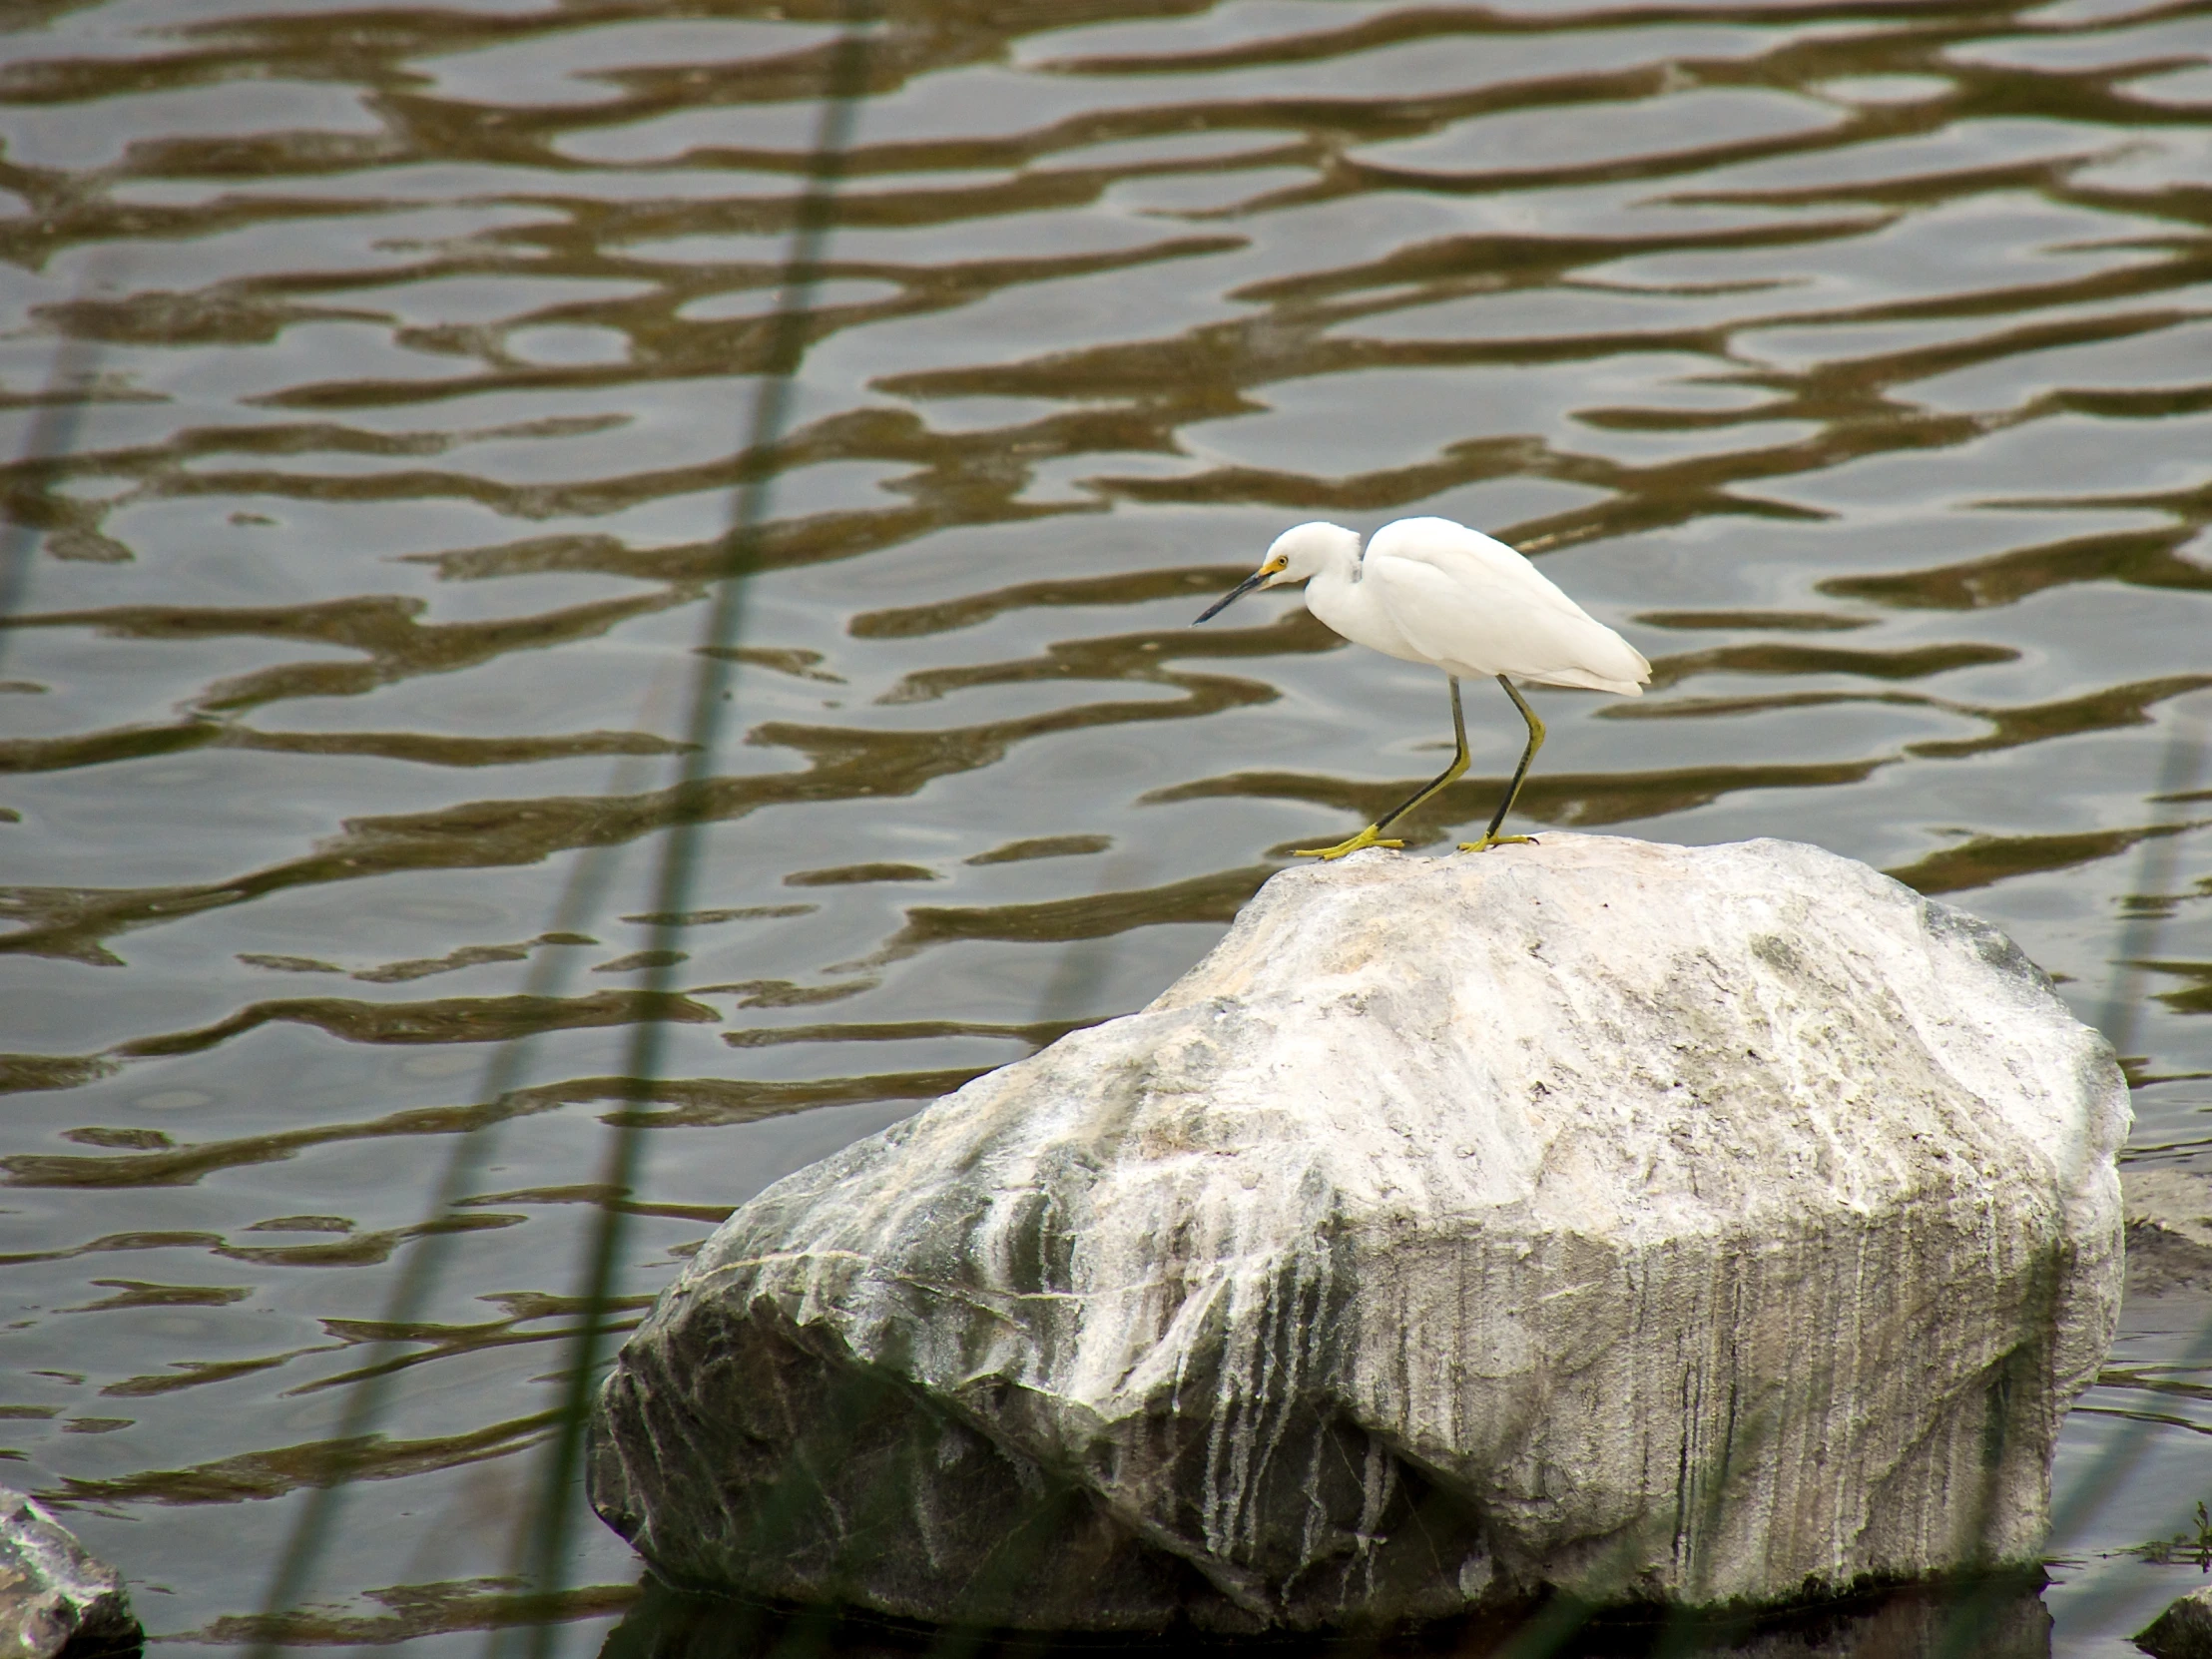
[1195,516,1649,859]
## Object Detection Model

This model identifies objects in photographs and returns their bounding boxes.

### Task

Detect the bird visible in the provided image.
[1194,516,1649,859]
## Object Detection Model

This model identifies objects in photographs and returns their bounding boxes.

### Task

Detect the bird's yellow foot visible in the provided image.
[1457,834,1539,853]
[1296,826,1404,860]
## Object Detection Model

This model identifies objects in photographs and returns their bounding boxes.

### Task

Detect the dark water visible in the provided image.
[2,0,2210,1653]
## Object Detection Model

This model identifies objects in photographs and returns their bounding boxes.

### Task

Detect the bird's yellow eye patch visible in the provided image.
[1265,556,1287,573]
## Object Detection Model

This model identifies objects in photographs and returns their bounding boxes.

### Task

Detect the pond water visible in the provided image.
[1,0,2209,1654]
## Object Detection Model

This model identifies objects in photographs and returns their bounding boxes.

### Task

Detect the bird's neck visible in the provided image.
[1302,555,1360,631]
[1310,549,1359,598]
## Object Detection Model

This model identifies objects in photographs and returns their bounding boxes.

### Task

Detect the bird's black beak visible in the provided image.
[1194,568,1269,625]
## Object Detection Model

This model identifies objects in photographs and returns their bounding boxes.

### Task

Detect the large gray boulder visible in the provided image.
[0,1486,136,1659]
[591,834,2127,1633]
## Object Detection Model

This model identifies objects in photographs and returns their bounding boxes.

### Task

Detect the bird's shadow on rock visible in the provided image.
[596,1572,2052,1659]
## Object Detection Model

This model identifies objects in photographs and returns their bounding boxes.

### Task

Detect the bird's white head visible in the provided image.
[1194,521,1361,623]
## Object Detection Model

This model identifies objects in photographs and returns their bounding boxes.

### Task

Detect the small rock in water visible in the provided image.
[0,1485,137,1658]
[591,834,2128,1633]
[2140,1586,2212,1659]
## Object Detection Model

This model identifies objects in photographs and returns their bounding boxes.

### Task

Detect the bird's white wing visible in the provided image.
[1365,517,1649,694]
[1369,517,1594,621]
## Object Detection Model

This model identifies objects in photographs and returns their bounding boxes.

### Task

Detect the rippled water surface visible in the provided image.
[3,0,2211,1652]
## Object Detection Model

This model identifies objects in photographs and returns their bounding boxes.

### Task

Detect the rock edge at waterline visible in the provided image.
[2139,1585,2212,1659]
[590,833,2128,1633]
[0,1485,137,1659]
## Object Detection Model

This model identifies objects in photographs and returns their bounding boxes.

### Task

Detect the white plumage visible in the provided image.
[1195,516,1649,858]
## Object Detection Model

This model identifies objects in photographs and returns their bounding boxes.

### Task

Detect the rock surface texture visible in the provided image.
[0,1486,136,1659]
[2139,1585,2212,1659]
[592,835,2128,1633]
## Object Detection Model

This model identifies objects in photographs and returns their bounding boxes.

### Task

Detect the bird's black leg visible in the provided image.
[1460,674,1544,851]
[1297,677,1470,859]
[1374,675,1472,833]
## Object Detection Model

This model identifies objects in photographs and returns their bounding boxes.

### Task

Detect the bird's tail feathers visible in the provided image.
[1522,629,1650,695]
[1527,667,1645,695]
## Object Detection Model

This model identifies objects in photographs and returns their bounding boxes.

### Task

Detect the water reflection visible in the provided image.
[596,1575,2057,1659]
